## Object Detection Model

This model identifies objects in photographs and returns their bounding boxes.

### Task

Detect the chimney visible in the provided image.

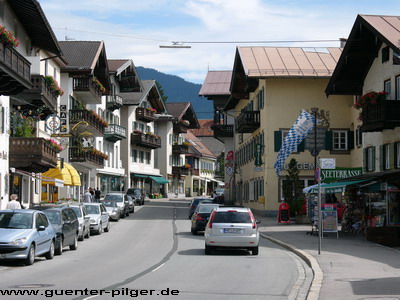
[339,38,347,49]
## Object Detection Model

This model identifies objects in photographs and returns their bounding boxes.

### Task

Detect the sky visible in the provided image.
[40,0,400,84]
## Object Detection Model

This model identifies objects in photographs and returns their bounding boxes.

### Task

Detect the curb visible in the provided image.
[260,233,323,300]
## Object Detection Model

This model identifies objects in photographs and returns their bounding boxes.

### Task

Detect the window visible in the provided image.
[396,143,400,168]
[139,151,144,163]
[381,144,391,170]
[394,51,400,65]
[365,147,376,172]
[355,127,362,147]
[384,79,392,100]
[146,152,151,164]
[396,75,400,100]
[382,46,390,63]
[333,131,348,150]
[132,149,137,163]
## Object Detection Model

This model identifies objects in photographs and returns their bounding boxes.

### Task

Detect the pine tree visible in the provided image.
[156,81,168,103]
[282,158,304,216]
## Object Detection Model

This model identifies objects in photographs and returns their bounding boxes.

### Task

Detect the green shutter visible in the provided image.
[363,148,367,172]
[347,131,354,150]
[372,146,376,171]
[274,131,282,152]
[395,142,399,169]
[390,143,395,169]
[380,145,384,171]
[324,130,333,150]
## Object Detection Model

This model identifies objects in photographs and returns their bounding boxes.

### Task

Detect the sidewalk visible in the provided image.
[256,216,400,300]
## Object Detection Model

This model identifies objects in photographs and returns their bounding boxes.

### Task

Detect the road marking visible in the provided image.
[82,296,98,300]
[152,263,165,272]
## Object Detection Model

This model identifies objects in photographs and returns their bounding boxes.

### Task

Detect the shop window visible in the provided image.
[384,79,392,100]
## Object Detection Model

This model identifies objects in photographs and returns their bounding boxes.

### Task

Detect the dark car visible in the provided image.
[188,197,213,219]
[191,203,220,235]
[32,205,79,255]
[126,188,145,206]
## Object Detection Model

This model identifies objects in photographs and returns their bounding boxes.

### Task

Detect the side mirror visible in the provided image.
[84,215,91,220]
[101,212,107,216]
[37,225,46,231]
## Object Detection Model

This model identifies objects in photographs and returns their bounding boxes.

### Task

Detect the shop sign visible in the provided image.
[255,144,263,167]
[322,204,338,235]
[321,167,363,183]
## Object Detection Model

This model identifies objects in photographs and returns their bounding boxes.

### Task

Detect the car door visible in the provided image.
[100,204,108,229]
[67,209,78,237]
[61,209,73,245]
[35,213,51,255]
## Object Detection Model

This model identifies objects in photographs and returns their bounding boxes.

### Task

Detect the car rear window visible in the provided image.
[43,210,61,225]
[104,194,123,202]
[198,205,219,213]
[85,205,100,214]
[213,211,252,223]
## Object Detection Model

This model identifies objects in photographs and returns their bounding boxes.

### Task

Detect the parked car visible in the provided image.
[103,192,130,218]
[188,197,213,219]
[83,203,110,235]
[33,205,79,255]
[204,207,260,255]
[0,210,56,265]
[127,196,135,213]
[68,203,91,241]
[101,200,121,221]
[212,194,225,204]
[212,188,225,198]
[191,203,220,235]
[126,188,145,206]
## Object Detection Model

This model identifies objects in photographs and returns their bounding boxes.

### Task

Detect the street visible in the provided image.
[0,199,311,299]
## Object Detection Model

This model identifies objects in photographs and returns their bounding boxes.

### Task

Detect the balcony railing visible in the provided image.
[172,166,190,176]
[9,137,58,173]
[17,75,58,114]
[73,77,103,104]
[361,100,400,132]
[236,111,260,133]
[0,42,31,95]
[173,123,188,133]
[131,132,161,149]
[69,109,106,136]
[212,124,234,137]
[106,94,123,111]
[68,147,105,168]
[136,107,156,122]
[172,144,189,154]
[104,124,126,143]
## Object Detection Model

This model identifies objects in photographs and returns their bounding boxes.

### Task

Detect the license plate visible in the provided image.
[223,228,242,234]
[0,254,6,259]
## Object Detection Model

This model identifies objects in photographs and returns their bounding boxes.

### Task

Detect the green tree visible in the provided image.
[282,158,304,216]
[156,81,168,103]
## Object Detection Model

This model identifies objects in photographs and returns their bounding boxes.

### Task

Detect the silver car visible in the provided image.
[101,200,121,221]
[69,204,91,241]
[83,203,110,235]
[204,207,260,255]
[0,210,56,265]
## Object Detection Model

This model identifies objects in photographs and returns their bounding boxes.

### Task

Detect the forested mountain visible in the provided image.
[136,66,213,119]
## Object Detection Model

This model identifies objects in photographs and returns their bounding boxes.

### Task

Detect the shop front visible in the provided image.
[131,173,168,198]
[98,173,125,195]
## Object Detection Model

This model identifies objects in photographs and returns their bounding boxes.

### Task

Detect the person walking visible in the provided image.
[94,188,101,202]
[6,194,22,209]
[83,189,92,203]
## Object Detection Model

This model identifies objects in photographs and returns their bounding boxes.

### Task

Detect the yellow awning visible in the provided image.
[42,162,81,186]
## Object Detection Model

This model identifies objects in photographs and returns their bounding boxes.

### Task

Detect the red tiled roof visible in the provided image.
[185,131,216,159]
[189,120,214,136]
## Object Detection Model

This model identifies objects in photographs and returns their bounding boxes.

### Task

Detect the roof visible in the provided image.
[165,102,200,129]
[59,41,103,71]
[189,120,214,136]
[108,59,129,73]
[326,14,400,96]
[199,71,232,96]
[121,80,166,112]
[185,131,216,159]
[9,0,62,56]
[195,136,224,157]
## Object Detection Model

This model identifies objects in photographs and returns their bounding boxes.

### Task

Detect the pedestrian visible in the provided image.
[6,194,22,209]
[94,187,101,202]
[83,189,92,203]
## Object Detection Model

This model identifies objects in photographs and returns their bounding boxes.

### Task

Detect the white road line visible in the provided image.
[83,295,99,300]
[151,263,165,272]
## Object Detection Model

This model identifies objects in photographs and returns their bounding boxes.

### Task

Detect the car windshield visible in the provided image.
[71,207,82,217]
[213,211,252,223]
[0,212,33,229]
[198,205,219,213]
[128,189,141,196]
[104,194,123,202]
[102,201,116,207]
[42,210,61,225]
[85,205,100,214]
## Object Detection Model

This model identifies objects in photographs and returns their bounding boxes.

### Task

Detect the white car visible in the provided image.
[204,207,260,255]
[68,204,91,241]
[83,203,110,235]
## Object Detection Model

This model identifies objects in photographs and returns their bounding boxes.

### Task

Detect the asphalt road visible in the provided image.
[0,199,312,299]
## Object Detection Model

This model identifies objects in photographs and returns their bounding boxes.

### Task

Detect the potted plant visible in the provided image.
[44,76,64,96]
[179,119,190,126]
[353,91,387,121]
[46,138,63,152]
[92,77,106,93]
[0,25,19,47]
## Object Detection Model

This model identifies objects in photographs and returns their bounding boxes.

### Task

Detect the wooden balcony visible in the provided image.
[104,124,126,143]
[68,147,105,168]
[212,124,234,137]
[0,42,31,95]
[73,77,103,104]
[131,132,161,149]
[172,166,190,176]
[173,123,188,133]
[191,168,200,176]
[106,94,123,111]
[69,109,106,136]
[172,144,189,154]
[361,100,400,132]
[236,111,260,133]
[9,137,58,173]
[17,75,58,115]
[136,107,156,122]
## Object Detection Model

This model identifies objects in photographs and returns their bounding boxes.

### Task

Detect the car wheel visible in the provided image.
[45,240,55,260]
[70,234,78,250]
[120,213,125,219]
[126,210,129,217]
[104,222,110,232]
[84,228,90,239]
[25,244,35,265]
[97,223,102,235]
[78,233,84,241]
[252,246,259,256]
[191,228,197,235]
[205,244,212,255]
[55,238,63,255]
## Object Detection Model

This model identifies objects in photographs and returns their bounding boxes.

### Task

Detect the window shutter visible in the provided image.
[274,131,282,152]
[363,148,367,172]
[379,145,384,171]
[395,142,399,169]
[0,106,4,133]
[372,146,376,171]
[347,131,354,150]
[324,130,333,150]
[390,143,395,169]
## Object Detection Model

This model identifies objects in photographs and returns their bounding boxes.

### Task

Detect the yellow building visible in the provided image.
[224,46,355,215]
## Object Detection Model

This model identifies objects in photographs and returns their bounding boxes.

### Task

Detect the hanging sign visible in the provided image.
[255,144,263,167]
